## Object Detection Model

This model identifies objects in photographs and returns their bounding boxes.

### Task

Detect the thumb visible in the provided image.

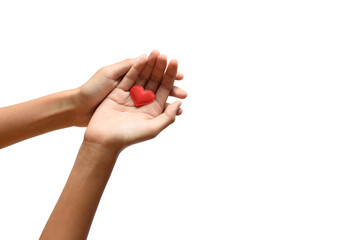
[149,101,182,136]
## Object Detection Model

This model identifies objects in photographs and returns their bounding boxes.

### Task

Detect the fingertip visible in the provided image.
[159,54,167,61]
[122,58,137,68]
[151,49,160,56]
[177,108,183,115]
[138,54,148,64]
[173,89,188,99]
[176,72,184,80]
[175,100,182,108]
[170,59,178,66]
[165,100,181,114]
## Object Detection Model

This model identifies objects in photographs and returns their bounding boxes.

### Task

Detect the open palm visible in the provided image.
[84,54,186,150]
[74,50,184,126]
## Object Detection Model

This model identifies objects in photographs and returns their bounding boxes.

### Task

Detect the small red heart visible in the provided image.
[130,85,155,107]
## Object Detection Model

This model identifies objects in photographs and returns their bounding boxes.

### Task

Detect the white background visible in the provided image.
[0,0,359,239]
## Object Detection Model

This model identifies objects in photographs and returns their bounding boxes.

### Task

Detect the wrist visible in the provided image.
[41,88,81,128]
[84,121,129,153]
[69,87,95,127]
[79,140,123,166]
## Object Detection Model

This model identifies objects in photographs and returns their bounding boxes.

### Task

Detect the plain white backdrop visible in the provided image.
[0,0,359,239]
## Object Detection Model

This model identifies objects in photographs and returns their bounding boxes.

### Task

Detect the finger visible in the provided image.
[137,50,160,87]
[117,55,148,91]
[176,72,184,80]
[149,101,182,136]
[169,86,188,99]
[102,55,144,80]
[155,59,178,108]
[145,54,167,92]
[164,102,183,115]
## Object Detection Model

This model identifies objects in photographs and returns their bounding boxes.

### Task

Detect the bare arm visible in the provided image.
[0,57,138,149]
[39,141,120,240]
[40,53,186,239]
[0,90,78,148]
[0,51,184,149]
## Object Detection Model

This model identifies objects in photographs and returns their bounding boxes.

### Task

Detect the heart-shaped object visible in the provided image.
[130,85,155,107]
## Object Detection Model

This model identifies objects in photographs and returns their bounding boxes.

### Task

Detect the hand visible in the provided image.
[84,54,187,152]
[72,50,185,126]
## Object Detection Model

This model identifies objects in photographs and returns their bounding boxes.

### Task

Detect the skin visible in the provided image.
[0,50,186,148]
[40,54,185,239]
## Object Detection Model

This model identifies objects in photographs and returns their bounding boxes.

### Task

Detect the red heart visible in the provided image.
[130,85,155,107]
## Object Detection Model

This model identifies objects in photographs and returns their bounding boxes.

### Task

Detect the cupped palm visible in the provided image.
[84,55,183,150]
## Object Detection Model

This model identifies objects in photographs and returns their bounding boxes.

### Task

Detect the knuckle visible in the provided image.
[125,73,136,82]
[161,84,172,92]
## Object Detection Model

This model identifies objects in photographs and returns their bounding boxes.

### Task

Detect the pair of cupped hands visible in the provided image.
[74,50,187,153]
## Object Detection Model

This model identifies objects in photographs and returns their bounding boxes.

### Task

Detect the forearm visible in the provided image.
[40,141,121,240]
[0,89,79,148]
